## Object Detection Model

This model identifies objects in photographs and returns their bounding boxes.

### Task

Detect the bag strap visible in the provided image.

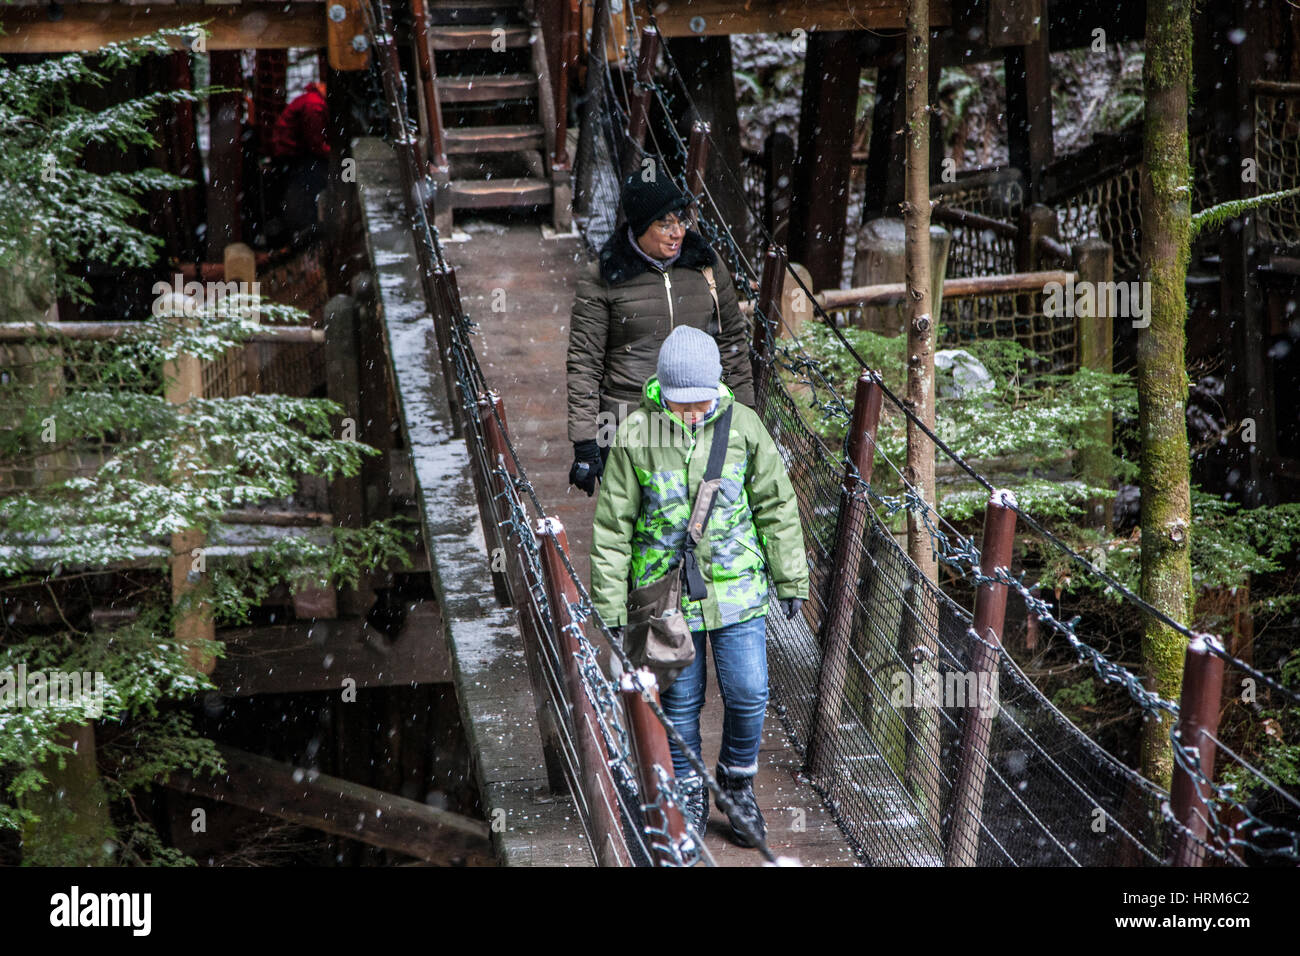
[680,403,733,600]
[701,265,720,336]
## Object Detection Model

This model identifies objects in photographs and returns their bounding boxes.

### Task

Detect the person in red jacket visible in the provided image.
[267,81,329,245]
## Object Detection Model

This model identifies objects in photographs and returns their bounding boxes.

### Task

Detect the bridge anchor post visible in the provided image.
[945,489,1017,867]
[1168,635,1227,867]
[804,371,883,785]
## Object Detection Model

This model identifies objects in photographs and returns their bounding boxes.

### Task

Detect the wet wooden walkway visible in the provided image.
[441,213,857,867]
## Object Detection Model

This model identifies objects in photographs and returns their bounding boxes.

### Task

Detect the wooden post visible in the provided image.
[788,29,860,290]
[946,489,1017,866]
[1169,635,1227,867]
[1002,6,1053,202]
[537,517,630,867]
[684,120,711,209]
[752,245,785,405]
[805,372,884,782]
[206,51,243,258]
[164,295,217,676]
[853,220,950,334]
[325,293,374,617]
[780,262,814,340]
[619,669,689,865]
[763,131,795,247]
[480,392,568,794]
[862,41,905,222]
[1075,239,1115,531]
[622,26,660,178]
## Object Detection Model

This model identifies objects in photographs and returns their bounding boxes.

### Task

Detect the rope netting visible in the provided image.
[1254,83,1300,246]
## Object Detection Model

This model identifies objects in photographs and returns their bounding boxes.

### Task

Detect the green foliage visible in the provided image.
[786,323,1134,527]
[1052,677,1098,714]
[0,32,413,864]
[0,28,214,304]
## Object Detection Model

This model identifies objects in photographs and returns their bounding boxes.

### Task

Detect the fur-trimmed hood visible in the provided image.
[597,226,716,286]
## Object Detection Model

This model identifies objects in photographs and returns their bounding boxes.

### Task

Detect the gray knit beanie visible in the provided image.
[657,326,721,404]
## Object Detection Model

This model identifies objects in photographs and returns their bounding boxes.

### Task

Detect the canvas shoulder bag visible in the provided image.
[624,404,733,690]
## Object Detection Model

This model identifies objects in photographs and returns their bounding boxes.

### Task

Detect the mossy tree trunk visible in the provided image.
[1137,0,1194,789]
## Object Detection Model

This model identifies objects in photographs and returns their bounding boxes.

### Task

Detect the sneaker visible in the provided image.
[716,764,766,848]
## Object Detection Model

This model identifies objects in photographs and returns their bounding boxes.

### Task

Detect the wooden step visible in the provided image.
[430,25,530,50]
[427,0,526,26]
[444,123,544,153]
[437,73,537,103]
[447,177,551,209]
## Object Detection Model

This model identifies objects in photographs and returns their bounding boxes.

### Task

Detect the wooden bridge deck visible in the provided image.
[442,215,856,867]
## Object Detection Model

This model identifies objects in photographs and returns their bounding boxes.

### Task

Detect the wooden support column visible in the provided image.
[206,51,244,259]
[665,34,748,254]
[622,26,661,178]
[1074,239,1115,531]
[1001,7,1053,203]
[752,245,786,404]
[684,120,711,207]
[790,29,860,291]
[763,131,795,247]
[325,293,375,616]
[620,669,689,865]
[862,42,906,222]
[165,298,217,676]
[1169,636,1227,866]
[537,517,630,867]
[946,489,1017,867]
[805,372,884,783]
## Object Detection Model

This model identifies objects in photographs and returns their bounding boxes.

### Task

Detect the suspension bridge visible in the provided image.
[340,0,1300,868]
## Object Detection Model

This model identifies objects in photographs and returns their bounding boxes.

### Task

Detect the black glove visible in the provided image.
[568,439,604,496]
[780,597,804,621]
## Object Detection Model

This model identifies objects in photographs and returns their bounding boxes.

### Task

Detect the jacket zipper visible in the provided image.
[661,270,675,329]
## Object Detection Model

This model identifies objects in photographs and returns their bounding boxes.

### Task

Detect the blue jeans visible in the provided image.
[659,615,768,779]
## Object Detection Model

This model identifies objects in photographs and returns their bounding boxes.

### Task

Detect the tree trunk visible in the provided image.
[902,0,942,835]
[1137,0,1194,789]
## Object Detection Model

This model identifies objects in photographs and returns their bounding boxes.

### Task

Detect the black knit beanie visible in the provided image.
[620,163,693,238]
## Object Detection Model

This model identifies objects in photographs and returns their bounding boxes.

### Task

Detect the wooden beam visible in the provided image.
[166,744,493,866]
[636,0,952,35]
[0,4,327,53]
[214,603,452,696]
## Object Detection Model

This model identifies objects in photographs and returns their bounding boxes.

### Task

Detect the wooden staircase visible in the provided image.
[423,0,569,230]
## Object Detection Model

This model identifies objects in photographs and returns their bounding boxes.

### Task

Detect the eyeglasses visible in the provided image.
[652,216,687,236]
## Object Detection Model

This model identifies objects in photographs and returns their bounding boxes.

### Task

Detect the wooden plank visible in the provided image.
[214,604,453,696]
[443,124,545,153]
[166,744,493,865]
[0,4,327,52]
[447,177,550,208]
[437,73,537,103]
[429,24,530,50]
[638,0,952,35]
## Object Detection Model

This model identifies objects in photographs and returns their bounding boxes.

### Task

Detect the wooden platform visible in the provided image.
[441,214,857,867]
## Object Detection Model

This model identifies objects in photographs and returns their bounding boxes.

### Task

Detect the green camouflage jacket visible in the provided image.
[591,376,810,631]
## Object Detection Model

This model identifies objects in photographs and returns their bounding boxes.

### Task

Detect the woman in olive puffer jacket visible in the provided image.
[565,168,755,495]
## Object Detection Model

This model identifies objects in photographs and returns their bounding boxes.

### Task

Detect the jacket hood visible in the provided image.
[641,375,734,433]
[598,226,715,286]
